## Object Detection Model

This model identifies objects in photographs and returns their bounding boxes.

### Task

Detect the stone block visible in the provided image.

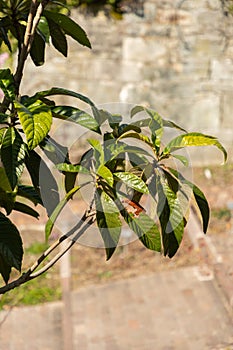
[144,2,157,21]
[122,37,167,62]
[222,91,233,128]
[121,61,143,82]
[211,58,233,80]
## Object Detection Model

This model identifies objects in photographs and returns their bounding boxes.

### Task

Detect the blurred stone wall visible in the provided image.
[21,0,233,164]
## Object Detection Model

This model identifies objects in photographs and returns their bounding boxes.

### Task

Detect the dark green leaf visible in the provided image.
[17,184,43,206]
[15,100,52,150]
[25,150,59,216]
[1,127,26,190]
[45,186,80,240]
[30,87,95,107]
[0,21,12,52]
[0,113,9,124]
[0,167,16,214]
[120,208,161,252]
[40,135,70,165]
[52,105,100,133]
[37,16,50,43]
[13,201,39,219]
[162,168,179,194]
[44,10,91,48]
[46,17,67,56]
[0,68,15,100]
[157,175,184,257]
[95,189,121,260]
[30,31,45,66]
[0,212,23,283]
[64,172,77,194]
[108,113,122,129]
[169,168,209,233]
[118,124,141,136]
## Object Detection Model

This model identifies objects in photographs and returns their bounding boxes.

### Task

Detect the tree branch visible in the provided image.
[14,0,50,95]
[0,211,95,295]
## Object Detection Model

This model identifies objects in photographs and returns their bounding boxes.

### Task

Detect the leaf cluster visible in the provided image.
[0,0,227,289]
[0,0,91,63]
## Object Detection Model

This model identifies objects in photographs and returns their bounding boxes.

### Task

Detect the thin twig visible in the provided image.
[0,211,95,295]
[30,217,95,278]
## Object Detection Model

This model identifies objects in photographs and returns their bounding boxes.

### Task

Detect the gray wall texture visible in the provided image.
[21,0,233,164]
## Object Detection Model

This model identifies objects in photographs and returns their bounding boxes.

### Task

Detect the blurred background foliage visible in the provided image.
[64,0,144,17]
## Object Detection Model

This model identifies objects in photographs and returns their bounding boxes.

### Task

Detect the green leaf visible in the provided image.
[97,165,114,187]
[40,135,69,165]
[105,141,152,163]
[37,16,50,43]
[88,139,104,167]
[0,18,12,52]
[45,186,80,240]
[146,108,163,150]
[91,107,111,126]
[162,168,179,194]
[171,154,189,167]
[130,105,145,118]
[0,188,16,215]
[163,132,227,163]
[0,68,15,100]
[30,31,45,66]
[46,16,67,56]
[52,105,100,133]
[121,209,161,252]
[169,168,209,233]
[0,114,9,124]
[0,167,11,192]
[157,176,184,257]
[56,163,89,173]
[17,184,43,206]
[64,172,77,194]
[30,87,95,107]
[95,189,121,260]
[13,201,39,219]
[0,167,16,214]
[130,118,151,128]
[114,172,149,194]
[1,127,26,190]
[43,10,91,48]
[118,131,153,147]
[15,100,52,150]
[0,127,7,144]
[131,106,164,151]
[118,124,141,136]
[108,113,122,129]
[25,150,59,216]
[0,212,23,283]
[163,119,187,132]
